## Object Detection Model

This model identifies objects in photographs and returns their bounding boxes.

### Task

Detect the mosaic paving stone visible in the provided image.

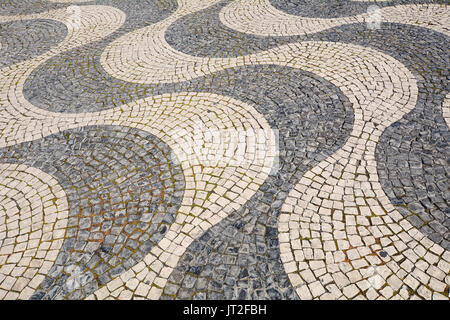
[99,2,448,84]
[166,0,447,57]
[0,163,69,300]
[165,0,299,58]
[220,1,449,37]
[22,0,177,113]
[0,0,65,16]
[0,0,448,300]
[302,23,449,250]
[0,125,185,300]
[0,19,67,68]
[163,0,450,250]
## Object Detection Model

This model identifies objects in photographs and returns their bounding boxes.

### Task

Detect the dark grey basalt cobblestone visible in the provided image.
[162,69,354,300]
[0,19,67,68]
[0,0,66,16]
[270,0,444,18]
[0,125,185,300]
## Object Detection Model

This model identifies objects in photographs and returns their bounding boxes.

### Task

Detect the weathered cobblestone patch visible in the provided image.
[270,0,444,18]
[0,164,69,300]
[165,0,299,58]
[22,0,177,113]
[161,69,354,300]
[0,0,448,300]
[0,126,184,300]
[0,19,67,68]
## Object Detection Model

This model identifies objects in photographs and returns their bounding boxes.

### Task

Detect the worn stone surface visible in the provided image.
[161,70,354,300]
[0,0,448,300]
[270,0,444,18]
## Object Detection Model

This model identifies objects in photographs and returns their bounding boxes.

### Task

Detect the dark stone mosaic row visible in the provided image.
[23,62,355,300]
[165,0,444,58]
[270,0,444,19]
[23,0,178,113]
[0,125,185,300]
[0,19,67,68]
[163,1,449,249]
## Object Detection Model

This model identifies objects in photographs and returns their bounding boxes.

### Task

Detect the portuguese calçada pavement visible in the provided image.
[0,0,448,300]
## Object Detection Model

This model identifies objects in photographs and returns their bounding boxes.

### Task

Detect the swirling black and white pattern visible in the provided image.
[0,0,448,300]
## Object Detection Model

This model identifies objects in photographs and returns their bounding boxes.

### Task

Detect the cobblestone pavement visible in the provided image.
[0,0,448,300]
